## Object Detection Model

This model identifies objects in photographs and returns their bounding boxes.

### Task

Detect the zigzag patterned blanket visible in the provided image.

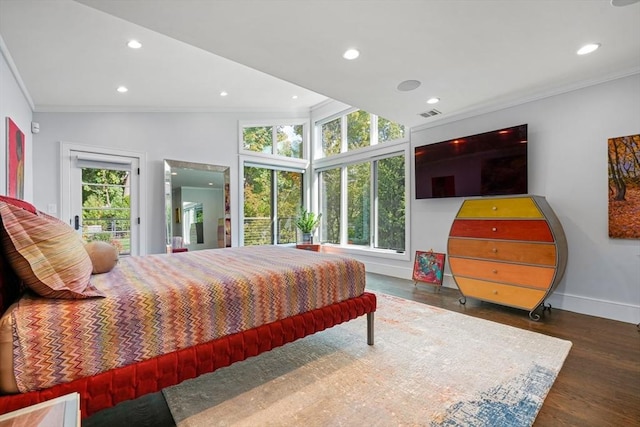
[11,246,366,392]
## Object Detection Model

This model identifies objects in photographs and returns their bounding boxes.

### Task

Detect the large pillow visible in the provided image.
[0,201,103,299]
[0,197,35,313]
[85,241,119,274]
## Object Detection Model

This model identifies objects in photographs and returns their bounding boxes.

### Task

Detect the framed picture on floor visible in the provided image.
[6,117,25,199]
[412,250,446,286]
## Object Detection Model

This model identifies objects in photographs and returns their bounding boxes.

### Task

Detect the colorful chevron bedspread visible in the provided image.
[10,246,366,392]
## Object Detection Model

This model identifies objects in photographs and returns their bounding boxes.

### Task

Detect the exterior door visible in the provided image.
[62,145,143,256]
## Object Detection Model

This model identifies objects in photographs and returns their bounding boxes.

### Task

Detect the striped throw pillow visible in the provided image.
[0,202,103,299]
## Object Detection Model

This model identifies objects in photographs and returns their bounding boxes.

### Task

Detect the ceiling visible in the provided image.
[1,0,639,129]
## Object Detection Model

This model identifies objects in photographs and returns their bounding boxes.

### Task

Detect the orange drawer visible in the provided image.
[457,197,543,218]
[449,219,553,241]
[448,238,557,266]
[449,257,555,290]
[455,277,546,311]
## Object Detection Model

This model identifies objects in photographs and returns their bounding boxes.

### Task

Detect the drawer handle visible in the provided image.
[492,206,497,211]
[492,227,497,232]
[493,290,498,295]
[492,248,498,253]
[492,269,498,274]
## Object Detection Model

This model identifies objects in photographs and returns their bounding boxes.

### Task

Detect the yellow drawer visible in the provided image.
[449,257,555,290]
[457,197,543,219]
[455,277,546,311]
[448,238,557,266]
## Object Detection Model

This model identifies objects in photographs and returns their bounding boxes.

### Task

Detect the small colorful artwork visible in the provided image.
[412,250,446,286]
[608,133,640,239]
[6,117,25,199]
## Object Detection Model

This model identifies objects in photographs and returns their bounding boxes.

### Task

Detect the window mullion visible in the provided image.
[271,170,277,244]
[372,160,378,249]
[371,115,378,146]
[340,166,348,245]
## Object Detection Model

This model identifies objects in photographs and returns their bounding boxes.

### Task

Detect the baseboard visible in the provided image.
[364,264,640,325]
[546,292,640,325]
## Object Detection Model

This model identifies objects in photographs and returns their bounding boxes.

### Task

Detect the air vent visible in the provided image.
[419,109,441,118]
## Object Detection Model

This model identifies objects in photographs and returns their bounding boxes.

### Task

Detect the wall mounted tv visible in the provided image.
[415,124,528,199]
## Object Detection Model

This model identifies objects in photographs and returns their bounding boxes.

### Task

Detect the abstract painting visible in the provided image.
[412,250,446,286]
[6,117,25,199]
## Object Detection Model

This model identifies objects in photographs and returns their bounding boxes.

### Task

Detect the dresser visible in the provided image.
[447,195,567,320]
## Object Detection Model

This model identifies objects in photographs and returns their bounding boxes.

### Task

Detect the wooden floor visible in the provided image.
[365,272,640,427]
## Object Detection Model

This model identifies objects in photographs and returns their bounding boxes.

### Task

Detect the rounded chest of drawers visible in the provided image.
[447,195,568,320]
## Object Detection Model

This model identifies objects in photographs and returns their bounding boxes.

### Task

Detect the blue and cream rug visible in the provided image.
[163,292,572,426]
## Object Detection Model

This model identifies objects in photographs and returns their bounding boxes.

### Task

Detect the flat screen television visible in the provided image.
[415,124,528,199]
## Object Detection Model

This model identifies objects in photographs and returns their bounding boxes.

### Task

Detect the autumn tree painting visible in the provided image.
[608,134,640,239]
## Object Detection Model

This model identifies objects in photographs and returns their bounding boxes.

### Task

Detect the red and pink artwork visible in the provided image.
[6,118,25,199]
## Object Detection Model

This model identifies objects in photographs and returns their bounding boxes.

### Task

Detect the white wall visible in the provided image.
[407,74,640,324]
[0,44,33,201]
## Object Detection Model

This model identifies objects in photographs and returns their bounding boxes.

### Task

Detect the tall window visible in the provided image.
[81,167,132,254]
[318,153,405,251]
[315,109,407,252]
[240,119,309,246]
[243,165,303,245]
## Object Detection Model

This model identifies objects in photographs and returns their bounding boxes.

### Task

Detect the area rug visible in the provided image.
[163,292,572,426]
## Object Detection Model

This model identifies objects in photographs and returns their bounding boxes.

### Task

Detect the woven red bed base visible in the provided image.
[0,292,376,418]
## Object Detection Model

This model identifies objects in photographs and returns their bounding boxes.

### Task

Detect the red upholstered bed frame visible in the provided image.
[0,276,376,418]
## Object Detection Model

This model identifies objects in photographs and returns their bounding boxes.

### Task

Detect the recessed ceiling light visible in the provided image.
[116,86,128,93]
[611,0,640,6]
[577,43,601,55]
[343,48,360,60]
[220,91,228,97]
[426,97,440,104]
[292,95,298,99]
[208,182,213,186]
[397,80,421,91]
[127,40,142,49]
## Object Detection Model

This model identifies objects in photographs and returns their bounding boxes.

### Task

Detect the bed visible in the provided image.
[0,197,376,419]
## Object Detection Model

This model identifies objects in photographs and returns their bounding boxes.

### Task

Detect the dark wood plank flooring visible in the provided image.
[365,272,640,427]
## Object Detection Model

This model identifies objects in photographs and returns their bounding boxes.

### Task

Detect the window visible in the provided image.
[320,110,405,158]
[315,108,407,252]
[318,153,406,251]
[242,122,305,159]
[81,167,132,254]
[240,119,310,246]
[243,165,303,246]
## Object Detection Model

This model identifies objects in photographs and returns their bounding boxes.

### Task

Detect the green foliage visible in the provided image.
[295,207,322,233]
[347,110,371,150]
[320,169,341,244]
[376,155,405,250]
[243,126,273,154]
[81,168,131,254]
[378,116,405,142]
[322,118,342,156]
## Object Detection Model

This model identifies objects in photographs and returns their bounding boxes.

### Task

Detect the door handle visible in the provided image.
[74,215,80,230]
